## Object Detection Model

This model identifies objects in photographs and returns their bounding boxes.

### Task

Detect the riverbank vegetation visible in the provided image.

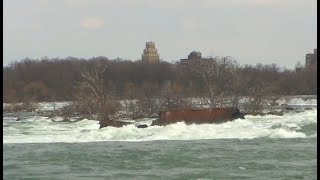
[3,56,317,119]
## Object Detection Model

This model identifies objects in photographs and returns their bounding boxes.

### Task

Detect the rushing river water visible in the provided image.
[3,109,317,179]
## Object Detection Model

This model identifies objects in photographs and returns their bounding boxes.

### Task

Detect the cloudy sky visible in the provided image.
[4,0,317,69]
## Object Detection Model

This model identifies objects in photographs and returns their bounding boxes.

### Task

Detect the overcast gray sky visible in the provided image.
[3,0,317,69]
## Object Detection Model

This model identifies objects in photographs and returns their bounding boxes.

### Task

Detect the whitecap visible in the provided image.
[3,109,317,144]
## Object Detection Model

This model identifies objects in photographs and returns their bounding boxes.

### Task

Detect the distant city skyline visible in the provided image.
[4,0,317,69]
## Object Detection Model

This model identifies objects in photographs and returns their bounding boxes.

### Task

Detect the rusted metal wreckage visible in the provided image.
[99,108,245,129]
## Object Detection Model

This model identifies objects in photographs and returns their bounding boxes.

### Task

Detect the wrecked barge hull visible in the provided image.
[99,108,245,129]
[151,108,245,126]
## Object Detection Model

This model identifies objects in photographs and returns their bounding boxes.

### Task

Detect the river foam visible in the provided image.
[3,110,317,144]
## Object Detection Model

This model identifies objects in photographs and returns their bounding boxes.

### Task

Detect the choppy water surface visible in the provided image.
[4,139,317,179]
[3,109,317,179]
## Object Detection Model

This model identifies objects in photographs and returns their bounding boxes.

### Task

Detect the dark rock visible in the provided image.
[99,118,133,129]
[137,124,148,128]
[285,107,295,110]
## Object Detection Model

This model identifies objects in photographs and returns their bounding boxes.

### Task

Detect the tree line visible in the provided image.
[3,56,317,104]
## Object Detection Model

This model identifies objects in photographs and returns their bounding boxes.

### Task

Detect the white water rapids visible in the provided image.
[3,109,317,144]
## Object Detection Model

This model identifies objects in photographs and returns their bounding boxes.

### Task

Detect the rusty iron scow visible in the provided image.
[150,108,245,126]
[99,108,245,129]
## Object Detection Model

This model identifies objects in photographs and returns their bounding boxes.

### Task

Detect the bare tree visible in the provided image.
[76,60,108,113]
[188,56,238,107]
[59,60,122,121]
[159,80,192,111]
[267,95,281,112]
[247,86,267,113]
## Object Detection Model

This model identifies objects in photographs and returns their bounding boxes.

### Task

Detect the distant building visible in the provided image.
[296,48,317,72]
[306,48,317,68]
[180,51,202,63]
[141,41,160,63]
[180,51,213,64]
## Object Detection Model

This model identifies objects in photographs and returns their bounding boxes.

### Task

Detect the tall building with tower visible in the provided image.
[141,41,160,63]
[306,48,317,68]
